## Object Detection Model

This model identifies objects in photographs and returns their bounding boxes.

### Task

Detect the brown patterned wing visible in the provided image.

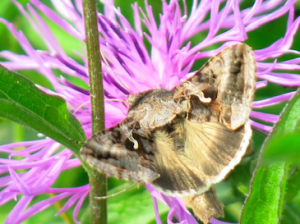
[183,119,252,183]
[179,43,256,183]
[80,125,159,183]
[149,128,211,197]
[81,118,213,197]
[176,43,256,130]
[195,43,256,129]
[183,187,224,224]
[147,115,252,195]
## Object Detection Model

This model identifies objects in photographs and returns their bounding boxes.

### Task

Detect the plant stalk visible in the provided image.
[82,0,107,223]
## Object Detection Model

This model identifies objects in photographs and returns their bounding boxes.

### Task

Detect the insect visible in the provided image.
[80,43,256,223]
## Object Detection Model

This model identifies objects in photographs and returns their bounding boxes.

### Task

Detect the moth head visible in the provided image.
[126,93,138,106]
[126,91,152,107]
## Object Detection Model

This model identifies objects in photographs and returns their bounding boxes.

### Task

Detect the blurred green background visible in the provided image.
[0,0,300,223]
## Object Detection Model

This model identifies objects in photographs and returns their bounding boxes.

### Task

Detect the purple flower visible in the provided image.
[0,0,300,223]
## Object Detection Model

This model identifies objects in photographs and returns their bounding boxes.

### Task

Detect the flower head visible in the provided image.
[0,0,300,223]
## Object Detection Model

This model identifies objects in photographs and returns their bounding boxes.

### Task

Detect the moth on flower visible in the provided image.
[80,43,256,223]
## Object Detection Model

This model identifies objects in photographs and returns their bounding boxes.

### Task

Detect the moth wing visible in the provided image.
[183,187,224,224]
[80,128,159,183]
[184,119,252,183]
[189,43,256,130]
[150,130,211,197]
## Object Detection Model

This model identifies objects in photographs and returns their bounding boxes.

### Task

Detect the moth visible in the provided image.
[80,43,256,223]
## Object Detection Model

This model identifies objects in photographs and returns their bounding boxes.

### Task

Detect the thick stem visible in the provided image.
[82,0,107,223]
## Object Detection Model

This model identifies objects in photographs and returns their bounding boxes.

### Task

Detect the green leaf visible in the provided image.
[108,188,158,224]
[284,168,300,202]
[241,88,300,224]
[262,133,300,163]
[0,65,86,153]
[241,162,289,223]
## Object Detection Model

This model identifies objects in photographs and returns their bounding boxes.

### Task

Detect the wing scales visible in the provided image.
[184,119,252,182]
[150,130,210,196]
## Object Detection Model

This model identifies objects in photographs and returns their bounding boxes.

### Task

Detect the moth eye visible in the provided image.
[165,124,175,133]
[124,139,135,150]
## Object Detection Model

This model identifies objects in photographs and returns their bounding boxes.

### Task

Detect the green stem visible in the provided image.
[82,0,107,224]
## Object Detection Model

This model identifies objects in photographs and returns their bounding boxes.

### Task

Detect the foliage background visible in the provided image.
[0,0,300,223]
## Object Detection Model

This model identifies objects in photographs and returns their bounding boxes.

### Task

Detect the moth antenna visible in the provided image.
[105,98,130,110]
[95,182,139,200]
[101,51,133,95]
[73,101,90,115]
[105,98,127,103]
[75,98,128,111]
[69,138,85,146]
